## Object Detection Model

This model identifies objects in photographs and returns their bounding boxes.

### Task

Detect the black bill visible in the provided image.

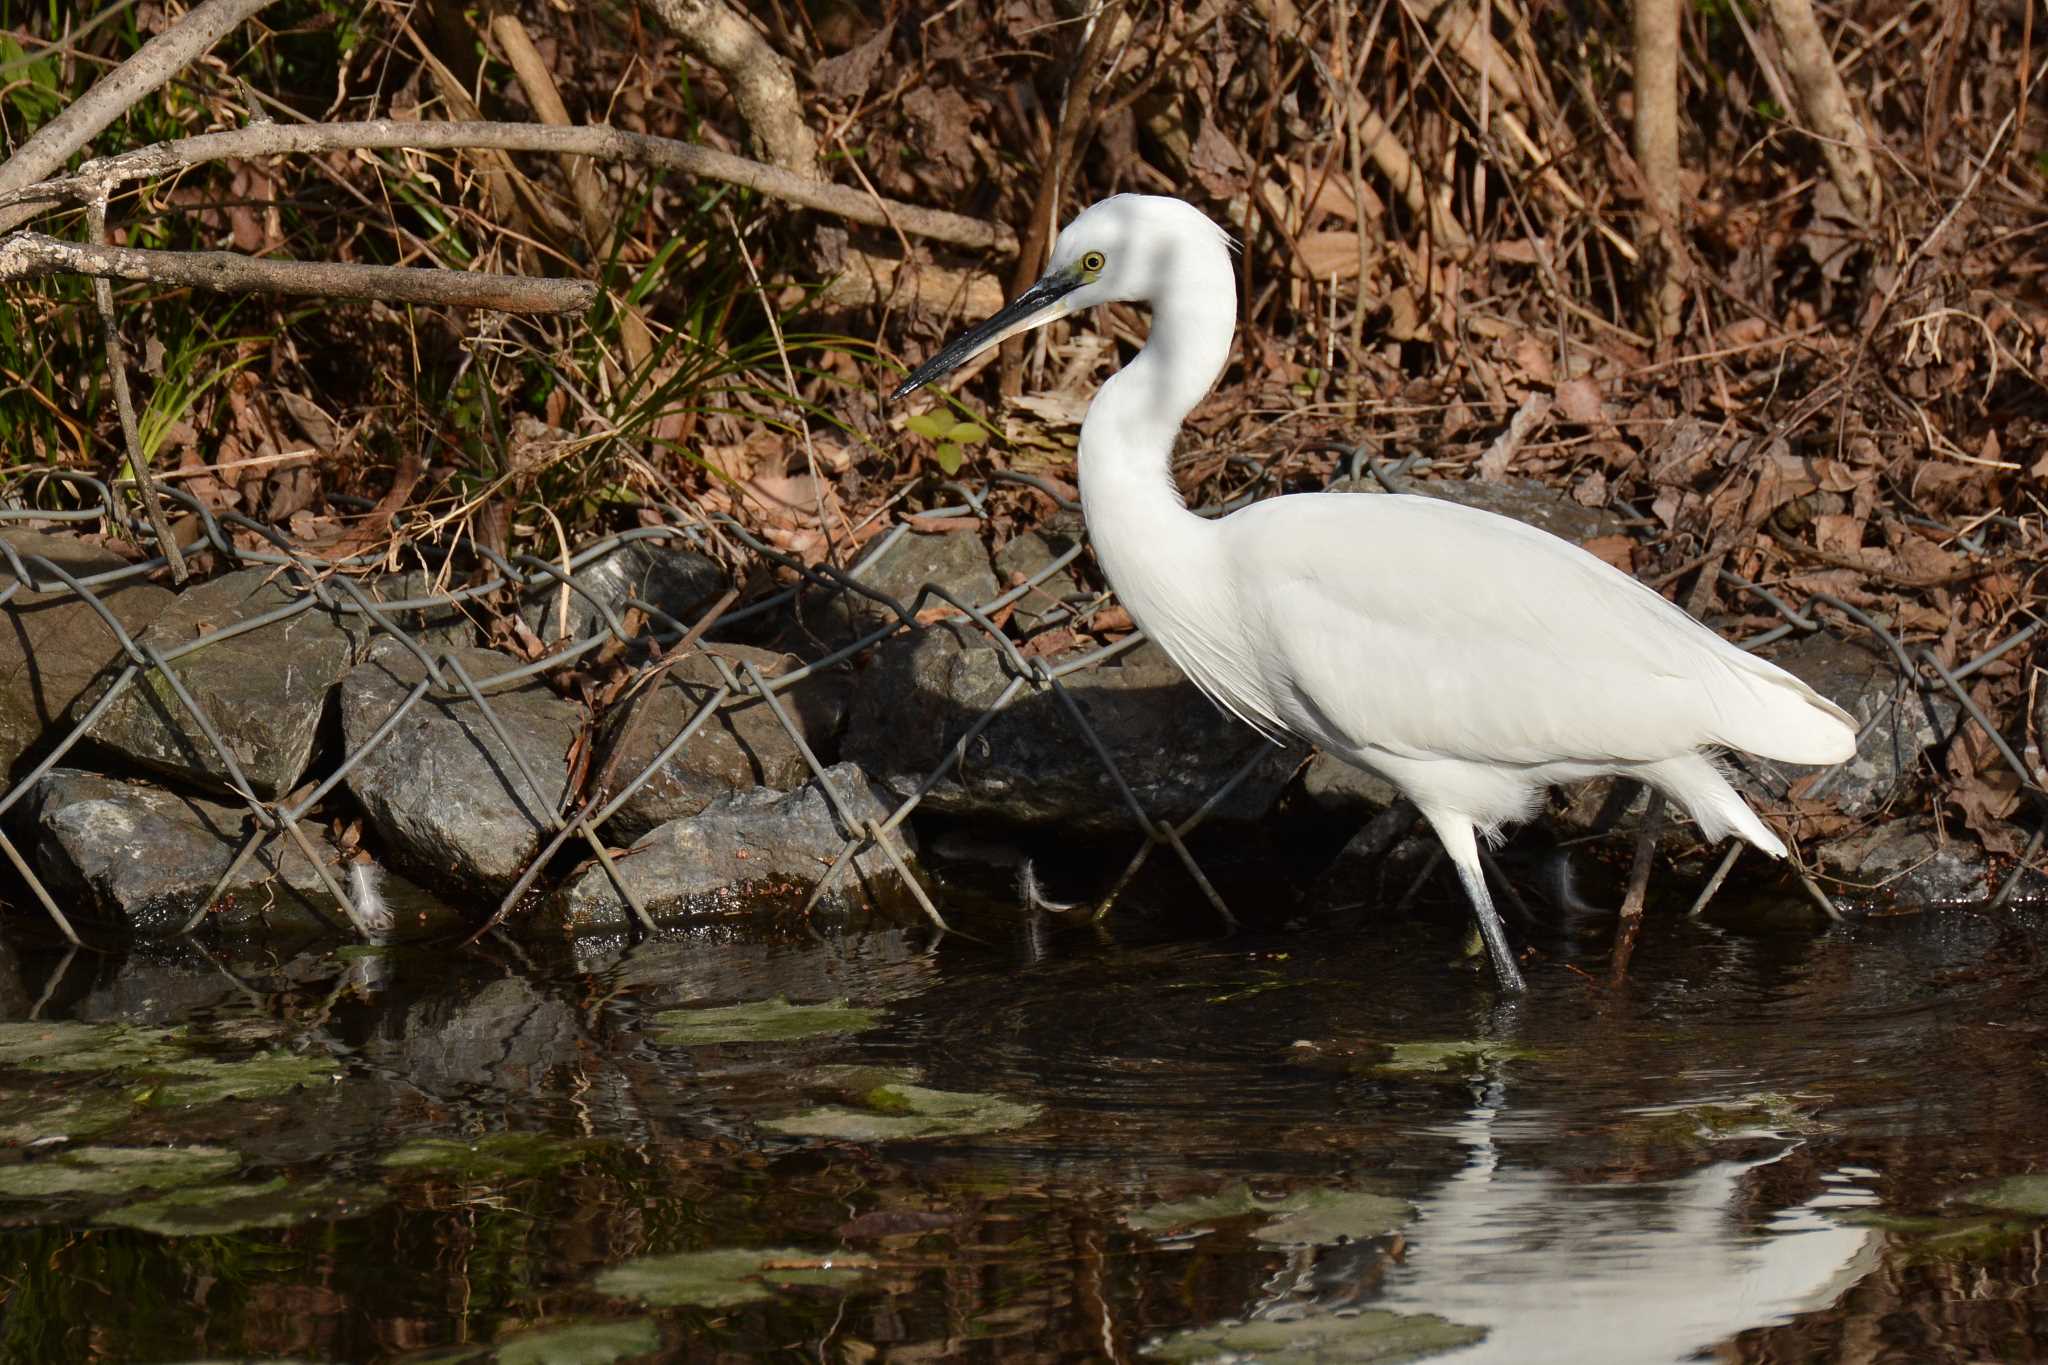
[890,267,1086,400]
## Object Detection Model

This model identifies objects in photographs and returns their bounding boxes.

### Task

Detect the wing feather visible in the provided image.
[1212,492,1851,765]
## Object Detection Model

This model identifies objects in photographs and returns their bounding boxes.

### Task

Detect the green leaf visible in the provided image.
[945,421,989,444]
[763,1083,1039,1142]
[905,412,952,439]
[99,1177,385,1237]
[651,998,880,1046]
[495,1318,663,1365]
[934,442,964,475]
[0,1145,239,1200]
[1149,1310,1485,1362]
[595,1247,874,1308]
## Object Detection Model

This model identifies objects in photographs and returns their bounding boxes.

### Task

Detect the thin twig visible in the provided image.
[4,119,1019,255]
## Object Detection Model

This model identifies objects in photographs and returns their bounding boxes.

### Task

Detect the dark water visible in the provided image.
[0,867,2043,1363]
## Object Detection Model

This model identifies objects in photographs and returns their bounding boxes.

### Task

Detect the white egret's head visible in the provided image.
[892,195,1233,400]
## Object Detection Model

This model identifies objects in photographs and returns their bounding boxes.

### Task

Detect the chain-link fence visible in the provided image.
[0,458,2039,947]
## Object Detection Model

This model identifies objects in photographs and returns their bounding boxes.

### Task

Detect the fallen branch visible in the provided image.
[4,120,1018,256]
[1763,0,1883,220]
[641,0,821,179]
[0,232,596,313]
[0,0,280,232]
[1632,0,1687,342]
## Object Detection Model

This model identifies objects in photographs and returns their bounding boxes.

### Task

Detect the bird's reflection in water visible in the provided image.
[1228,1099,1880,1364]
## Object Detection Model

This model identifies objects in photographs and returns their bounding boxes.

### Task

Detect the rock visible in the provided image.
[1739,632,1956,816]
[85,567,368,798]
[856,528,1002,613]
[340,639,583,894]
[371,976,583,1096]
[357,570,479,650]
[595,644,852,841]
[567,922,937,994]
[555,763,909,931]
[782,529,1001,653]
[0,531,175,779]
[1817,818,2045,908]
[1300,752,1400,818]
[1337,476,1630,545]
[28,768,354,935]
[993,527,1085,633]
[516,537,726,646]
[843,627,1304,832]
[1302,823,1438,918]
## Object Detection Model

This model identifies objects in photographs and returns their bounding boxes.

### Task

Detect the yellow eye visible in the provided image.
[1081,251,1106,274]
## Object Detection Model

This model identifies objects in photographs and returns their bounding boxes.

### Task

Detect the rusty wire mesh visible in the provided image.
[0,459,2039,947]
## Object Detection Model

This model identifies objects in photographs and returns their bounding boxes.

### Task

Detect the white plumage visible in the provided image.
[895,194,1856,993]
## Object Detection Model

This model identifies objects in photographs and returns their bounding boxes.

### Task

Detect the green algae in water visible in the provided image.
[764,1083,1040,1142]
[1372,1040,1552,1077]
[1618,1092,1830,1146]
[149,1051,339,1106]
[1958,1174,2048,1217]
[650,998,880,1045]
[382,1132,594,1180]
[0,1022,335,1108]
[1147,1309,1485,1362]
[494,1318,662,1365]
[595,1247,875,1308]
[0,1089,135,1144]
[0,1021,186,1072]
[98,1176,386,1236]
[1255,1188,1413,1246]
[1849,1210,2040,1263]
[1126,1182,1409,1246]
[0,1145,238,1200]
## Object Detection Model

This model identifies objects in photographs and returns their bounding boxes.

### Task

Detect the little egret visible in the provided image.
[893,194,1856,993]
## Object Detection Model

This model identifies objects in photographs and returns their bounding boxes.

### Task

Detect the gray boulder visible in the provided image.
[86,567,368,798]
[854,528,1002,613]
[0,531,174,779]
[843,626,1304,832]
[1739,632,1956,816]
[517,537,726,645]
[993,527,1085,633]
[357,570,480,650]
[28,768,353,935]
[556,762,909,931]
[340,639,584,893]
[1818,818,2044,908]
[370,975,583,1096]
[1335,475,1631,545]
[782,529,1001,653]
[595,643,851,841]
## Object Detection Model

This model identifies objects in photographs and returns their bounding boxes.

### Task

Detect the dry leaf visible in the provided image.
[1581,535,1637,572]
[1554,377,1604,425]
[1511,335,1554,385]
[1292,231,1366,280]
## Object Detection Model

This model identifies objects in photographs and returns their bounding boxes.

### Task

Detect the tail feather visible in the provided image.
[1644,753,1787,858]
[1711,656,1858,766]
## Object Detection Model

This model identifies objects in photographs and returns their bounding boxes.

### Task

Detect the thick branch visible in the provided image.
[0,0,280,231]
[1762,0,1882,220]
[7,120,1016,255]
[1631,0,1687,342]
[639,0,821,178]
[0,232,596,313]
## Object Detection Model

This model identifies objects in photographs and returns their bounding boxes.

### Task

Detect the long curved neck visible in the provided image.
[1076,286,1235,529]
[1077,278,1236,634]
